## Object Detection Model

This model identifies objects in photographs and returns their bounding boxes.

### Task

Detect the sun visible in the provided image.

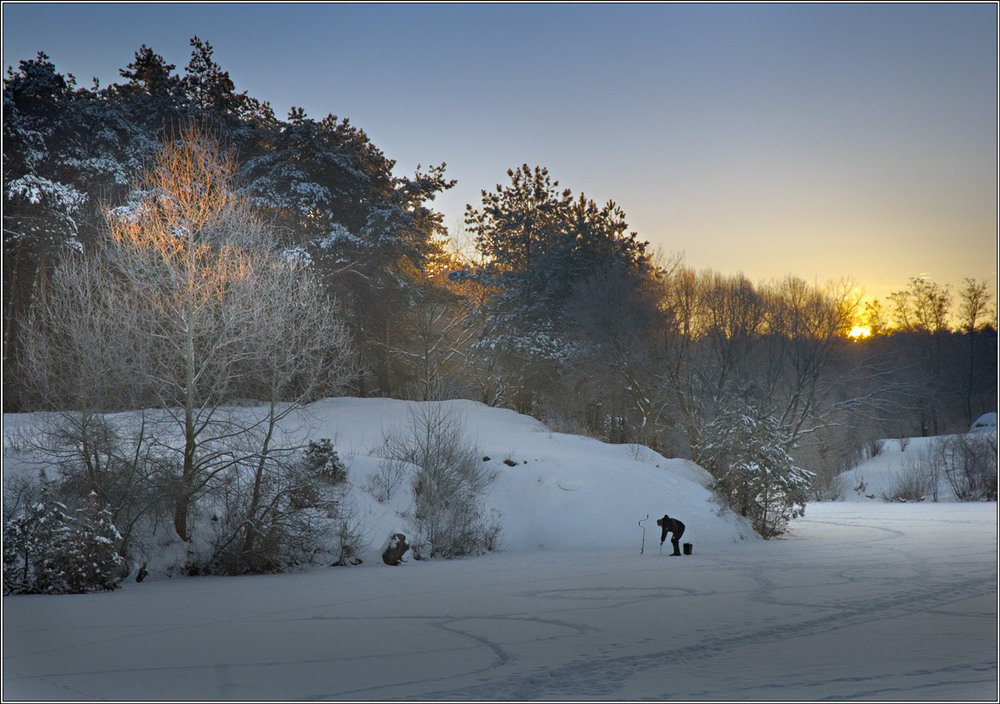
[847,326,872,341]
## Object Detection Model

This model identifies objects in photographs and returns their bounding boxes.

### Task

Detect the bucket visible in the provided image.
[682,542,693,556]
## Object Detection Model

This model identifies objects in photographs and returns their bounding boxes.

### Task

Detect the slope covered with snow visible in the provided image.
[836,431,996,504]
[288,397,758,559]
[2,398,758,578]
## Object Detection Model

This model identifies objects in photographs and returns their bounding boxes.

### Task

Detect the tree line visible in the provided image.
[3,41,996,578]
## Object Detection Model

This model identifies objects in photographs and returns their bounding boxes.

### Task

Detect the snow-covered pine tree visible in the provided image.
[3,490,124,594]
[48,492,125,593]
[697,400,814,539]
[302,439,347,483]
[3,494,60,595]
[238,108,453,396]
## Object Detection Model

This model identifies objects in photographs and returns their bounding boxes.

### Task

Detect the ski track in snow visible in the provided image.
[3,503,996,701]
[416,574,995,701]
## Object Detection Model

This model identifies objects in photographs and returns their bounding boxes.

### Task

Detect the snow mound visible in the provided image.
[836,430,996,503]
[3,397,759,576]
[971,412,997,433]
[297,398,757,557]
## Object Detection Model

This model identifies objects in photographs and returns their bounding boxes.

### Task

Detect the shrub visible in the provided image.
[330,498,368,566]
[382,404,501,558]
[865,438,886,459]
[882,449,938,502]
[197,436,361,575]
[199,457,338,575]
[881,433,997,502]
[4,486,124,595]
[302,439,347,484]
[49,494,126,593]
[15,411,165,568]
[365,456,409,502]
[939,433,997,501]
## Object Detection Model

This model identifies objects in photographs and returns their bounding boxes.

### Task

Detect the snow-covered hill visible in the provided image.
[4,398,997,700]
[3,397,759,577]
[836,431,996,503]
[270,397,759,560]
[6,396,993,576]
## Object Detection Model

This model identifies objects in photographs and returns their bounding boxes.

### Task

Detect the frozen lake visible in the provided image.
[3,502,997,701]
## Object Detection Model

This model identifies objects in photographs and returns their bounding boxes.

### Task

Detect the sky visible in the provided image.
[3,2,998,304]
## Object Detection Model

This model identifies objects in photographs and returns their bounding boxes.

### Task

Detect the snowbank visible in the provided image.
[836,430,997,503]
[2,397,758,576]
[297,397,757,558]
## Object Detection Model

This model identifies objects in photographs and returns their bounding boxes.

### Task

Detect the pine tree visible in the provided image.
[3,495,60,594]
[458,165,653,410]
[182,36,272,124]
[3,490,123,594]
[118,44,181,100]
[239,108,453,395]
[4,51,150,411]
[697,400,814,538]
[48,492,125,593]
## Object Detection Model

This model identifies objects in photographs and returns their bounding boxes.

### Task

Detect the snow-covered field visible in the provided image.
[3,398,997,700]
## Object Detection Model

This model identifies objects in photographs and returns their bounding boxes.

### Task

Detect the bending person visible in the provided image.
[656,514,685,556]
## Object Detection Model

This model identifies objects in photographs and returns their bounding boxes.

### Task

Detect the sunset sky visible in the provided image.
[3,2,997,304]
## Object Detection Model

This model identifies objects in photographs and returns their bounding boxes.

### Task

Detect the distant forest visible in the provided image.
[5,39,997,493]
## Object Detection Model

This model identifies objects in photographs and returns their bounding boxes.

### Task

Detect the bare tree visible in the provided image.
[760,276,860,441]
[21,121,356,566]
[957,277,994,334]
[561,263,669,446]
[393,271,478,402]
[889,276,953,333]
[956,277,997,425]
[861,297,890,336]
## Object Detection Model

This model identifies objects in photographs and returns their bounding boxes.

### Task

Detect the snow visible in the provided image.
[3,397,997,700]
[973,412,998,433]
[836,432,994,503]
[317,223,360,248]
[5,174,85,210]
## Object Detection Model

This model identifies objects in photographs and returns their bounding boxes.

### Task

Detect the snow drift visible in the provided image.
[286,397,758,561]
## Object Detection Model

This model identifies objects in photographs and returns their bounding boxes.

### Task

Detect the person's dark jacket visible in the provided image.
[659,515,684,543]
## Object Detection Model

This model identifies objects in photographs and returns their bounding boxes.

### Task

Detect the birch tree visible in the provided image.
[22,121,355,564]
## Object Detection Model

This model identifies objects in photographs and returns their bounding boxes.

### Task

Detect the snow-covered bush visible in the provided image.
[939,432,997,501]
[3,486,124,595]
[49,494,126,593]
[382,404,501,558]
[3,479,56,595]
[302,438,347,484]
[193,433,367,575]
[197,455,336,576]
[882,449,939,502]
[697,402,814,539]
[882,432,997,503]
[17,411,165,566]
